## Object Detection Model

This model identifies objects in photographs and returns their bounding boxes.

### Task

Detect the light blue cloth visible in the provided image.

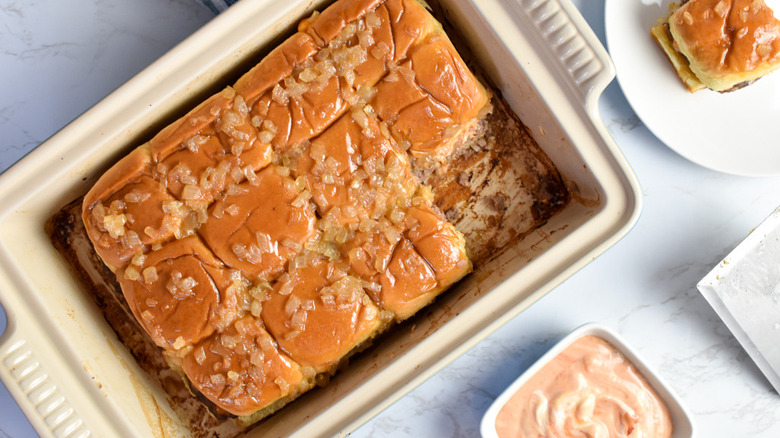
[195,0,238,14]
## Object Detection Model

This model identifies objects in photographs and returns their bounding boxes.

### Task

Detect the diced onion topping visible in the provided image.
[166,270,197,300]
[184,135,209,153]
[143,266,158,284]
[103,214,127,239]
[285,294,302,317]
[124,190,151,204]
[195,346,207,365]
[124,266,140,281]
[210,373,226,386]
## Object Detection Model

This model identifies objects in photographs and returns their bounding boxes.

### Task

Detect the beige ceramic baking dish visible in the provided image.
[0,0,641,436]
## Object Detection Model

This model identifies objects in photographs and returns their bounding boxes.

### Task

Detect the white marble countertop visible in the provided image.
[2,0,780,436]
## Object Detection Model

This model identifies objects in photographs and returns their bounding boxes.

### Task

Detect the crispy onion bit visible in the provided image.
[166,270,197,299]
[235,95,249,117]
[232,243,263,264]
[362,304,377,321]
[124,190,151,204]
[124,266,140,281]
[143,266,158,284]
[184,134,209,153]
[103,214,127,239]
[290,308,307,332]
[210,373,226,386]
[285,294,302,317]
[194,346,207,365]
[250,349,265,367]
[122,230,143,249]
[366,12,381,29]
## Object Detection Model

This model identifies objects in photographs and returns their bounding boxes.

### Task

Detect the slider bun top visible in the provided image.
[668,0,780,91]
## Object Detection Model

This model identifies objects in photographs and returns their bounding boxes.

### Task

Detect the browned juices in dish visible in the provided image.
[495,336,673,438]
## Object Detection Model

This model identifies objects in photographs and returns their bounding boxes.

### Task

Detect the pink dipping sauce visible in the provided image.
[495,335,673,438]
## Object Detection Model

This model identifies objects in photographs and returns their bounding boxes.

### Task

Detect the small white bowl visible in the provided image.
[480,323,694,438]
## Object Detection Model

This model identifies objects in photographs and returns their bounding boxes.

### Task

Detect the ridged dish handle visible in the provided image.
[0,306,92,438]
[520,0,615,111]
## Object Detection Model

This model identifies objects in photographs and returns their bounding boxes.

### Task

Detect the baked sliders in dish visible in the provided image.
[82,0,487,424]
[651,0,780,92]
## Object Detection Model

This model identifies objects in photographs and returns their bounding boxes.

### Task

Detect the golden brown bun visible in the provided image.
[345,202,471,320]
[296,112,417,226]
[404,204,471,287]
[301,0,384,46]
[198,165,316,282]
[82,146,178,271]
[150,89,235,161]
[182,316,310,417]
[250,75,351,152]
[242,0,444,154]
[118,236,237,350]
[372,34,490,161]
[300,0,438,88]
[261,256,384,372]
[151,88,273,173]
[157,133,238,203]
[667,0,780,92]
[234,33,320,105]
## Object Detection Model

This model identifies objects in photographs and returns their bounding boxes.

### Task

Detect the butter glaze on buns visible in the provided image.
[651,0,780,92]
[82,0,487,422]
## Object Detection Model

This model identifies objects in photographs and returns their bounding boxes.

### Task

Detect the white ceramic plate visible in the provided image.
[480,323,694,438]
[605,0,780,177]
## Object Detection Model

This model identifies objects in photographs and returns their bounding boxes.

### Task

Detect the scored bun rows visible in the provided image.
[82,0,487,421]
[651,0,780,92]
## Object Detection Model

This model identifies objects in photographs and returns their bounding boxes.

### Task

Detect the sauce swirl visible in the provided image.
[495,335,673,438]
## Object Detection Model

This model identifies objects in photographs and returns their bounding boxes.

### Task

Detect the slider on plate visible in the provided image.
[651,0,780,92]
